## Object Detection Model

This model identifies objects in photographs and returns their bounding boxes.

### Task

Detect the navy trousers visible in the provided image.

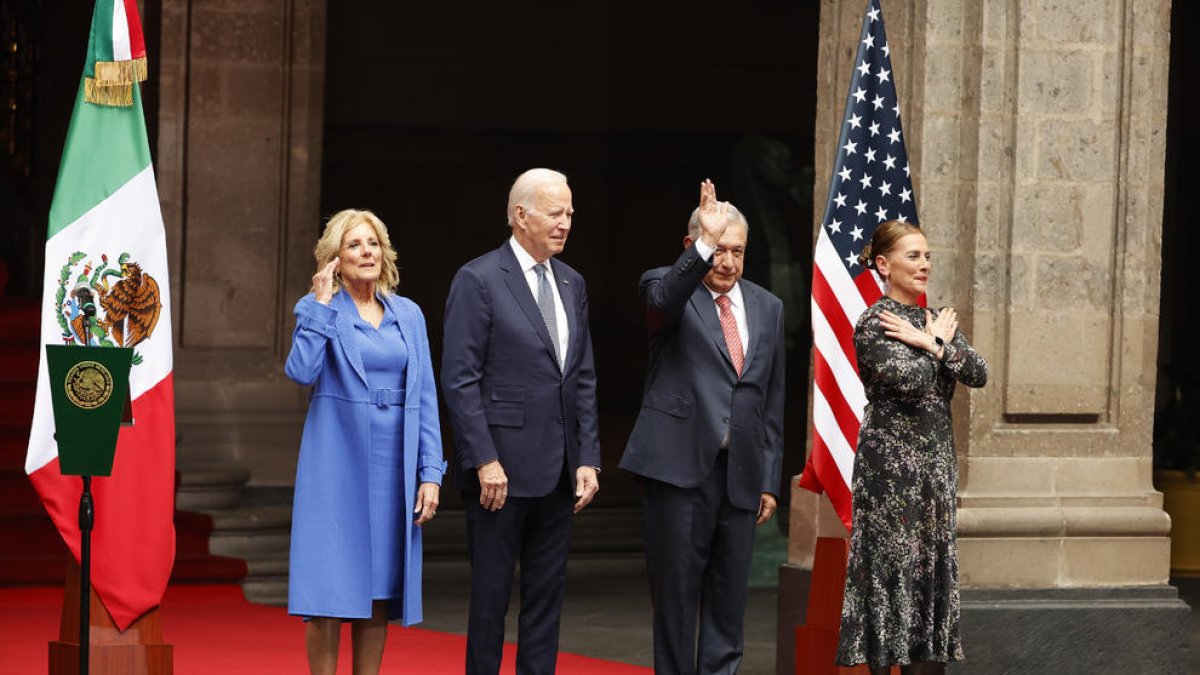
[643,450,758,675]
[464,483,574,675]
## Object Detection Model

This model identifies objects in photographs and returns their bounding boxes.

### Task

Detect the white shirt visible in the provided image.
[695,239,749,352]
[509,236,570,366]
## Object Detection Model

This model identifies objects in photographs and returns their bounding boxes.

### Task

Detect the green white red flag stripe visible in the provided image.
[110,0,147,62]
[85,0,147,108]
[92,0,146,65]
[26,0,174,631]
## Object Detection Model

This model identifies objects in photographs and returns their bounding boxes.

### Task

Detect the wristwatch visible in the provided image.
[933,336,946,360]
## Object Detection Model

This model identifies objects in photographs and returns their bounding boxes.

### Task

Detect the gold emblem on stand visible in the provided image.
[64,361,114,409]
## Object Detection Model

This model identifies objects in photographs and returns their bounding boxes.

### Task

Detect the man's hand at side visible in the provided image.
[573,466,600,514]
[478,460,508,511]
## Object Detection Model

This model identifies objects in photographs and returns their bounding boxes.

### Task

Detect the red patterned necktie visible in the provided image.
[715,294,744,377]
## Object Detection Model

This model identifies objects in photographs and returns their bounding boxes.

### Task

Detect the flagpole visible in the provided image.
[79,474,93,675]
[77,300,98,675]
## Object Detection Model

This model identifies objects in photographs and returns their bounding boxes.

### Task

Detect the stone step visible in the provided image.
[0,393,33,428]
[174,470,292,605]
[0,300,40,345]
[240,552,647,610]
[0,425,30,467]
[242,576,288,607]
[0,469,40,510]
[209,496,645,608]
[0,346,38,384]
[244,553,289,579]
[205,504,292,558]
[206,503,292,530]
[239,552,290,607]
[175,464,251,511]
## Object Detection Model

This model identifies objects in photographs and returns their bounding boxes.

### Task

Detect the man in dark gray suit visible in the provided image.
[442,168,601,675]
[620,179,785,675]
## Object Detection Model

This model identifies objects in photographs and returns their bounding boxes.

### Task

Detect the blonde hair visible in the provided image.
[857,220,923,271]
[312,209,400,295]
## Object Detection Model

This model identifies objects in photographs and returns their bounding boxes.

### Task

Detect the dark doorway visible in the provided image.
[320,3,821,509]
[0,0,161,299]
[1157,2,1200,473]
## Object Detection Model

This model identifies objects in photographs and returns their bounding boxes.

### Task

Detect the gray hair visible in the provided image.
[507,168,569,226]
[687,203,749,240]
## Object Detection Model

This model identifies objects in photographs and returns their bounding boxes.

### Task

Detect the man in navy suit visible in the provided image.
[621,179,785,675]
[442,168,601,675]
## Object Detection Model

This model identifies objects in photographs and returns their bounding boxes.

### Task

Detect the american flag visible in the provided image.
[797,0,919,530]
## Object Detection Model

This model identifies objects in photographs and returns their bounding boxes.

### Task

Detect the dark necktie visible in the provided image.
[533,264,562,368]
[716,294,744,377]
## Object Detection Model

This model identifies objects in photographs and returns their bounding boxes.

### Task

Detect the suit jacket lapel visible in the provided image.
[741,284,761,371]
[498,243,562,371]
[333,289,369,388]
[689,285,736,374]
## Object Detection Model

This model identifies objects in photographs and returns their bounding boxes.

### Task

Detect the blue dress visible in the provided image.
[286,289,445,625]
[356,303,409,602]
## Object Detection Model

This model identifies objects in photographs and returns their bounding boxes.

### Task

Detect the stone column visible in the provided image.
[156,0,326,485]
[784,1,1188,672]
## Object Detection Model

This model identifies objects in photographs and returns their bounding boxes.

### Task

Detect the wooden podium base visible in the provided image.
[48,558,173,675]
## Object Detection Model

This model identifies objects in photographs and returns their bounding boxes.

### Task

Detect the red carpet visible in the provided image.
[0,584,651,674]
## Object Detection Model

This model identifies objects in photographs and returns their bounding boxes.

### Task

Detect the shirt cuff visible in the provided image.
[694,238,715,261]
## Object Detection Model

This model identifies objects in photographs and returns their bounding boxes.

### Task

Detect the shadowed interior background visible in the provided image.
[0,1,819,513]
[317,2,819,508]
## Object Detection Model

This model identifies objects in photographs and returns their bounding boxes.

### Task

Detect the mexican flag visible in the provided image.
[25,0,175,631]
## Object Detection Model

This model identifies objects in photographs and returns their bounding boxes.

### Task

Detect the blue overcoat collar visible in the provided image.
[331,288,419,390]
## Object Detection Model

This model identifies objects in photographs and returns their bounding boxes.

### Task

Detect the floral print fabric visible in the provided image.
[835,296,989,668]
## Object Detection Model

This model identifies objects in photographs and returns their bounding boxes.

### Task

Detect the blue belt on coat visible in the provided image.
[313,387,407,407]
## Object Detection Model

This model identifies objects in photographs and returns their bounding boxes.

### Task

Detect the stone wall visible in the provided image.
[783,1,1184,670]
[796,0,1172,591]
[157,0,326,484]
[958,0,1170,589]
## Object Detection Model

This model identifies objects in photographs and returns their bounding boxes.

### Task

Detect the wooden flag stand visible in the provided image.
[794,537,899,675]
[49,557,172,675]
[43,344,172,674]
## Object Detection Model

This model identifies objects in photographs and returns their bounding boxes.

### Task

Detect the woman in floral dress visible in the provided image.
[835,220,989,674]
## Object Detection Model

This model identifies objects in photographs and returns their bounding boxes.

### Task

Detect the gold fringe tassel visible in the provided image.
[84,56,147,107]
[93,56,148,84]
[84,78,133,107]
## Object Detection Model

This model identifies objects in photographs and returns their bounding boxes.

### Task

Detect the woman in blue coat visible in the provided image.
[285,209,446,675]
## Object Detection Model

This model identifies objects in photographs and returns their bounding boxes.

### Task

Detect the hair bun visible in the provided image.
[858,243,875,270]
